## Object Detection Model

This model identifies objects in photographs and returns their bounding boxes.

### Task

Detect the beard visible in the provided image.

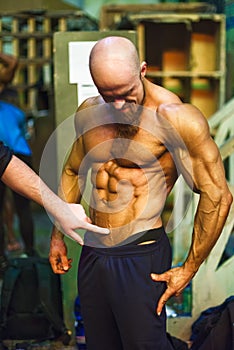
[110,102,143,139]
[108,103,143,161]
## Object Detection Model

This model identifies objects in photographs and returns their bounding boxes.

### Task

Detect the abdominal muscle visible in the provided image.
[86,159,170,247]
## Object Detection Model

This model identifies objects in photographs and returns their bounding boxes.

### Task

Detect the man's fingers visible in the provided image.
[151,273,172,316]
[156,287,174,316]
[157,292,169,316]
[49,253,72,274]
[54,268,66,275]
[151,273,158,281]
[151,272,168,283]
[49,259,64,274]
[60,256,72,271]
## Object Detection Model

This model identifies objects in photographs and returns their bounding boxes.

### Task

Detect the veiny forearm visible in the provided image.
[2,156,68,216]
[184,189,233,274]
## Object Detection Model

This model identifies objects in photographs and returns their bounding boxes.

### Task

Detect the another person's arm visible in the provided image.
[151,103,233,315]
[1,154,108,244]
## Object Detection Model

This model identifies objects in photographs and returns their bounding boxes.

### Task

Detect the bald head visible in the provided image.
[89,36,141,89]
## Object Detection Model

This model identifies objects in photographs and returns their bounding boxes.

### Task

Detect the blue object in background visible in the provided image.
[74,296,86,350]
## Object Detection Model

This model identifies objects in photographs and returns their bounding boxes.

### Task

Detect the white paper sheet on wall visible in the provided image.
[68,41,98,105]
[77,84,99,103]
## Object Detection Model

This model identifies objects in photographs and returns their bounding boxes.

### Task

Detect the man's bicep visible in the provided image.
[176,130,225,194]
[173,106,224,193]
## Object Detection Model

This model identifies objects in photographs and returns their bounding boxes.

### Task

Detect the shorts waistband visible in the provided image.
[121,227,164,246]
[83,227,165,256]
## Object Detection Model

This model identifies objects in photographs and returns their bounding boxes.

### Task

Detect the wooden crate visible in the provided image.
[0,10,98,113]
[136,14,226,118]
[100,3,216,30]
[100,5,226,118]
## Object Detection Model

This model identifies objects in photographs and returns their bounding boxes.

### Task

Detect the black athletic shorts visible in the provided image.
[77,227,174,350]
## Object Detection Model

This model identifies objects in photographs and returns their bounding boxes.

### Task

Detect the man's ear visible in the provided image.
[140,61,147,78]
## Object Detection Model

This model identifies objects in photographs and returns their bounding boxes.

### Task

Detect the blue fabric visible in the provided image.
[0,101,31,156]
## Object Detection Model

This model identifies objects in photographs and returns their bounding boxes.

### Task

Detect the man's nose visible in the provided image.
[112,99,125,110]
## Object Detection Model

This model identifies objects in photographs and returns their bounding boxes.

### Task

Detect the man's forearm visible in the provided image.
[184,191,233,273]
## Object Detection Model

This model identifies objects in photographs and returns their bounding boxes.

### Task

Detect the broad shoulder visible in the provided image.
[76,95,103,112]
[157,103,210,143]
[74,95,105,135]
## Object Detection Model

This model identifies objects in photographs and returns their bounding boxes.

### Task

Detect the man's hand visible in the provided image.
[55,202,109,245]
[49,235,72,274]
[151,265,195,316]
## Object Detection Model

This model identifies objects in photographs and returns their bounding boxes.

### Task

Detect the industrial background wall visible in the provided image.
[0,1,233,172]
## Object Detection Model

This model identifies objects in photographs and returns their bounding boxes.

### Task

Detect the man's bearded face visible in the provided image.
[110,102,143,138]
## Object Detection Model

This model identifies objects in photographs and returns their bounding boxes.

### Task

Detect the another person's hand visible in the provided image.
[54,202,109,245]
[151,265,195,316]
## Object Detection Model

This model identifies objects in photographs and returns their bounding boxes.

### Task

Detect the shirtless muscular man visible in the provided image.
[49,36,232,350]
